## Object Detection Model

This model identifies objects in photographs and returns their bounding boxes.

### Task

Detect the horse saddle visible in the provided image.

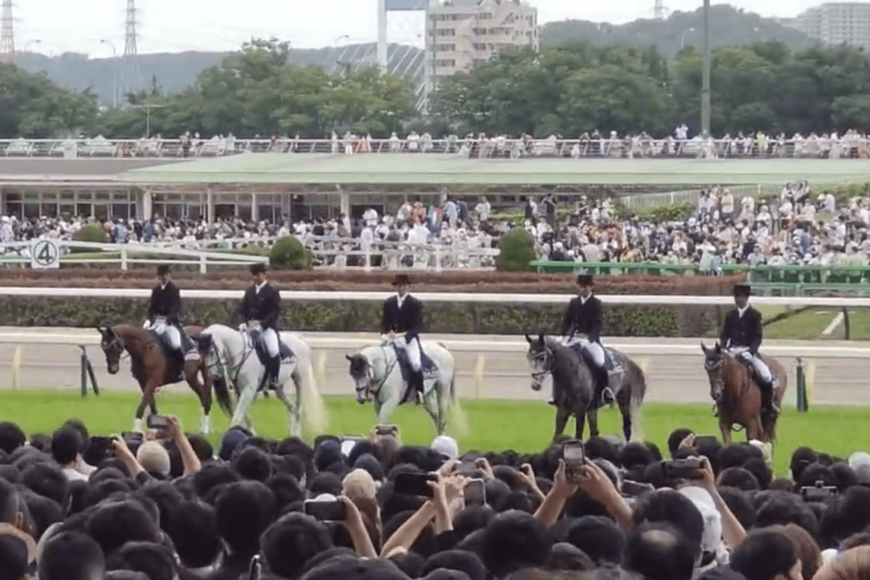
[250,331,296,366]
[147,330,186,382]
[392,343,439,385]
[567,341,624,375]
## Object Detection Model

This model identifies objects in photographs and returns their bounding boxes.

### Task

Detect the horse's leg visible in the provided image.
[574,407,587,441]
[184,360,212,434]
[618,399,632,442]
[587,408,600,438]
[289,364,302,435]
[378,391,401,426]
[553,406,571,442]
[134,382,149,433]
[436,379,450,436]
[231,379,258,429]
[719,419,732,445]
[274,383,300,437]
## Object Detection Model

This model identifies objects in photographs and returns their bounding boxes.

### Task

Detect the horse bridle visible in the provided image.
[354,347,397,399]
[529,345,554,383]
[704,355,726,404]
[201,332,256,390]
[100,332,130,363]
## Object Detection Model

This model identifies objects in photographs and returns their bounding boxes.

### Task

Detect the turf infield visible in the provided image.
[1,390,868,477]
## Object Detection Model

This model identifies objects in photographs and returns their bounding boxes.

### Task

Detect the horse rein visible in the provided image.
[530,346,554,383]
[355,347,398,400]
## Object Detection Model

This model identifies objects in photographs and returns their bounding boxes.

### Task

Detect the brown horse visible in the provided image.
[701,342,788,444]
[97,324,229,434]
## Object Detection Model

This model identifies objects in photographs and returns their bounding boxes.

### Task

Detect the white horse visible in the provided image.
[196,323,327,436]
[346,339,464,436]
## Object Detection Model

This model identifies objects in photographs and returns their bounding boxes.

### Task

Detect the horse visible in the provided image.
[97,325,217,434]
[346,338,463,436]
[701,342,788,444]
[525,334,646,442]
[196,324,327,436]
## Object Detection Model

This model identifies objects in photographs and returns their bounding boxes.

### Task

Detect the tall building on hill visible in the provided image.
[424,0,538,95]
[790,2,870,49]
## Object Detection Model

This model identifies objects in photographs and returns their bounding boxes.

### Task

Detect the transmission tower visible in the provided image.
[653,0,668,20]
[120,0,141,98]
[0,0,14,65]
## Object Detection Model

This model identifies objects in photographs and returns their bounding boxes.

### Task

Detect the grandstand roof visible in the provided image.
[119,154,870,186]
[0,158,191,186]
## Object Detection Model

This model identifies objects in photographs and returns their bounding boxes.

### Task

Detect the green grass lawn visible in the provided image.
[765,307,870,340]
[3,390,870,476]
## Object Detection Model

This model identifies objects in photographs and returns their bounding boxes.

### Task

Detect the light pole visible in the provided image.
[701,0,711,138]
[680,27,695,50]
[130,103,167,137]
[101,39,118,108]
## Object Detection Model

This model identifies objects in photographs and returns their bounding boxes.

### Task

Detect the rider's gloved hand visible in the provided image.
[379,334,390,345]
[142,320,151,330]
[238,323,247,333]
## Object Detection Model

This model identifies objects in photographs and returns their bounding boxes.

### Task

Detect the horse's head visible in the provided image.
[525,333,551,392]
[346,353,372,403]
[701,342,726,403]
[196,334,215,357]
[97,326,123,374]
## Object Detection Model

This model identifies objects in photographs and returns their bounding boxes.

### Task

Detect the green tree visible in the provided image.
[496,228,537,272]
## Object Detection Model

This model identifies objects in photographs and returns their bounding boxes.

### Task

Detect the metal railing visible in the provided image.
[2,136,869,159]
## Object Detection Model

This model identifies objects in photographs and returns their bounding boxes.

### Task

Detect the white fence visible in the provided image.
[0,240,267,274]
[0,329,866,359]
[0,136,864,160]
[2,287,870,307]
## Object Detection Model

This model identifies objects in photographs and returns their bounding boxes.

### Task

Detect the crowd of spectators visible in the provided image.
[3,416,870,580]
[1,179,869,272]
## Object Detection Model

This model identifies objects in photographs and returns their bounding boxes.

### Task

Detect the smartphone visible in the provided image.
[562,440,585,483]
[800,481,838,501]
[146,415,169,429]
[248,554,261,580]
[303,500,348,521]
[394,472,436,497]
[121,432,144,448]
[88,436,115,460]
[693,435,719,448]
[465,478,486,506]
[621,480,655,498]
[662,458,704,480]
[375,425,398,438]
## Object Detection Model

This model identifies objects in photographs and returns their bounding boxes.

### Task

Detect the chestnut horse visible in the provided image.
[701,342,788,444]
[97,325,229,434]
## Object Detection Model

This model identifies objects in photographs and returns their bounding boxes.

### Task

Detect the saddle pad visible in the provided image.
[251,332,296,366]
[148,330,185,382]
[393,344,439,386]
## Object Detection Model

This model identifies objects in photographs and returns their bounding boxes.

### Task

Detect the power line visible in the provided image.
[0,0,14,65]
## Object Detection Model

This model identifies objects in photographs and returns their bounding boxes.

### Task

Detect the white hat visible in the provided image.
[679,486,722,557]
[849,452,870,484]
[432,435,459,461]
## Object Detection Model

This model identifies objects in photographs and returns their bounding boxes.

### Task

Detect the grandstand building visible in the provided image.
[424,0,538,93]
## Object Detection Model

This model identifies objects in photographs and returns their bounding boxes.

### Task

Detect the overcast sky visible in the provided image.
[12,0,844,56]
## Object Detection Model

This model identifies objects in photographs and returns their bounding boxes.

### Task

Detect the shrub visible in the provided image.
[633,201,695,222]
[71,224,107,254]
[269,236,312,270]
[496,228,537,272]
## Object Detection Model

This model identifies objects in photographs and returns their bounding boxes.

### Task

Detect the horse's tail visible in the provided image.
[296,336,329,434]
[626,355,648,442]
[213,374,235,418]
[441,346,468,437]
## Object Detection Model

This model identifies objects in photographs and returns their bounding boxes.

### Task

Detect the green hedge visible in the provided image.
[2,297,725,337]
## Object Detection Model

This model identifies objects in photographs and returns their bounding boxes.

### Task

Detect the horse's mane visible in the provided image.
[111,324,152,347]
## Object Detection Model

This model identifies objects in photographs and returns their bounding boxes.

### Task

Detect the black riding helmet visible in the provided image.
[576,274,593,287]
[732,284,751,297]
[157,265,170,276]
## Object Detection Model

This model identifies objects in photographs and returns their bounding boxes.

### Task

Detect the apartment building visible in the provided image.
[424,0,538,92]
[791,3,870,49]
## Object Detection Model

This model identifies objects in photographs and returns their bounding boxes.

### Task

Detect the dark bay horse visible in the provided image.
[97,325,227,433]
[525,334,647,442]
[701,342,788,444]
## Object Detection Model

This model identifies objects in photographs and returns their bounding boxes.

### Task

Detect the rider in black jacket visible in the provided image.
[558,274,612,407]
[720,283,779,414]
[380,274,426,401]
[145,265,193,365]
[239,263,283,388]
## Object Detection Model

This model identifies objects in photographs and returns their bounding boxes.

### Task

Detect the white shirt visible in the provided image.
[62,466,89,482]
[396,293,407,309]
[737,305,749,318]
[255,281,267,294]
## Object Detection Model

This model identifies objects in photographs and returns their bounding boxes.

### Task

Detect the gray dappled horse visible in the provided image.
[525,333,647,442]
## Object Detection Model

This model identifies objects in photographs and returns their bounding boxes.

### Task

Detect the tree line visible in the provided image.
[4,37,870,140]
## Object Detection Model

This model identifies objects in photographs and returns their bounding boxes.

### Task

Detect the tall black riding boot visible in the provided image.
[413,370,425,404]
[268,356,282,389]
[598,368,614,406]
[762,383,781,415]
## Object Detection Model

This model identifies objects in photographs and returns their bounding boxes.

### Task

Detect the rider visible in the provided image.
[144,265,193,368]
[558,274,612,407]
[380,274,425,403]
[239,263,283,389]
[720,283,780,415]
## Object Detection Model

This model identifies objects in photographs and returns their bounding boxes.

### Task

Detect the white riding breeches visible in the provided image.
[574,338,605,368]
[258,327,280,358]
[395,335,422,371]
[153,321,181,351]
[732,348,773,383]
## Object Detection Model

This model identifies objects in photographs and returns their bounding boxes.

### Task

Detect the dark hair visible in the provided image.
[766,523,823,580]
[667,429,693,457]
[0,423,25,455]
[624,521,695,580]
[717,466,760,491]
[730,529,799,580]
[164,500,221,569]
[21,462,69,509]
[262,513,334,579]
[106,541,176,580]
[38,531,106,580]
[232,447,273,482]
[480,510,554,578]
[51,428,83,466]
[86,501,160,556]
[214,481,277,558]
[631,490,704,560]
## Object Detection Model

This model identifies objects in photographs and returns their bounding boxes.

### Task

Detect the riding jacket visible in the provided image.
[381,294,424,340]
[560,294,603,343]
[241,282,282,331]
[147,281,182,325]
[720,306,763,355]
